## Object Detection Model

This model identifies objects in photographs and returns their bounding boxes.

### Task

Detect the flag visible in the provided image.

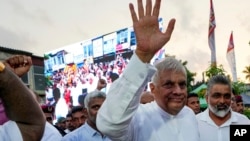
[208,0,216,66]
[226,32,237,82]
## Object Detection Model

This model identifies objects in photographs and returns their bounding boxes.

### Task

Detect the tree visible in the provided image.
[242,66,250,82]
[180,60,196,93]
[232,81,247,95]
[205,64,226,79]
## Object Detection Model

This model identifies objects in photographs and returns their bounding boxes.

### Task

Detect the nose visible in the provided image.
[194,102,199,107]
[218,97,226,104]
[172,85,182,94]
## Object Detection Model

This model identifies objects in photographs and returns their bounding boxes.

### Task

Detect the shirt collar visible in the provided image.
[198,108,238,127]
[85,122,108,138]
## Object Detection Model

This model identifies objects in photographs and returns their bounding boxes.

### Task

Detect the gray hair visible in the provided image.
[84,90,106,109]
[151,57,186,84]
[206,75,232,95]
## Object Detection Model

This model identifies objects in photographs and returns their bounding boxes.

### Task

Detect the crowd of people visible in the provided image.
[45,52,128,117]
[0,0,249,141]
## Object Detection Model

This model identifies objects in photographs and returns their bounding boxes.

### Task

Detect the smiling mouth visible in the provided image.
[169,98,184,102]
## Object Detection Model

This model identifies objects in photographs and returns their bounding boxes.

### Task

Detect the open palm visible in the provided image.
[129,0,175,62]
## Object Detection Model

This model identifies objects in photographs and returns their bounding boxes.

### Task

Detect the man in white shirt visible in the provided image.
[62,90,111,141]
[53,87,68,121]
[0,55,45,141]
[96,0,200,141]
[196,75,250,141]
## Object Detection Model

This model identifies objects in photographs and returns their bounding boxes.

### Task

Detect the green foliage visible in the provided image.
[242,66,250,82]
[232,81,247,95]
[205,64,226,79]
[179,60,196,93]
[243,107,250,119]
[186,68,196,93]
[197,88,207,98]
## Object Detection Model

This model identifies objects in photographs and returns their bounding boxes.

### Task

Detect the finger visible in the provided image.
[152,0,161,17]
[129,3,138,22]
[24,56,32,65]
[8,55,20,67]
[163,19,176,41]
[18,55,26,67]
[137,0,144,19]
[146,0,152,16]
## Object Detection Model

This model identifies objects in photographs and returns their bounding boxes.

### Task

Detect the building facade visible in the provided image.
[0,46,46,97]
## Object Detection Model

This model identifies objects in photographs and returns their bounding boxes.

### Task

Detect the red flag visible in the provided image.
[208,0,216,65]
[226,32,237,82]
[227,32,234,53]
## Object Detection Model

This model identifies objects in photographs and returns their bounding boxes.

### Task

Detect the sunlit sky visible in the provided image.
[0,0,249,82]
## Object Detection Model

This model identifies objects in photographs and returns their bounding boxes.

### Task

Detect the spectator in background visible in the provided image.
[41,104,66,137]
[196,75,250,141]
[232,88,245,114]
[62,90,111,141]
[41,104,55,125]
[53,87,68,123]
[105,70,119,93]
[235,95,244,114]
[71,106,86,129]
[186,93,201,114]
[231,92,237,112]
[65,113,75,133]
[57,117,67,131]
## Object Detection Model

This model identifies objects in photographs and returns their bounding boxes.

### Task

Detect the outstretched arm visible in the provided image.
[97,0,175,140]
[0,55,45,141]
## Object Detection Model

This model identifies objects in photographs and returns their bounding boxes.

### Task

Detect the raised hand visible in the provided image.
[129,0,176,63]
[3,55,32,77]
[96,78,107,91]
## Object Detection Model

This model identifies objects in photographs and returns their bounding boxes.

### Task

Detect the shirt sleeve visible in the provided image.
[96,53,156,140]
[0,120,23,141]
[41,122,62,141]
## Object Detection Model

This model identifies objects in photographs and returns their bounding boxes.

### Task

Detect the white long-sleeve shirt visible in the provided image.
[97,54,200,141]
[0,121,22,141]
[41,122,62,141]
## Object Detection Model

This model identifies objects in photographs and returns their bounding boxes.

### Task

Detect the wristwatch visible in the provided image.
[0,62,5,72]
